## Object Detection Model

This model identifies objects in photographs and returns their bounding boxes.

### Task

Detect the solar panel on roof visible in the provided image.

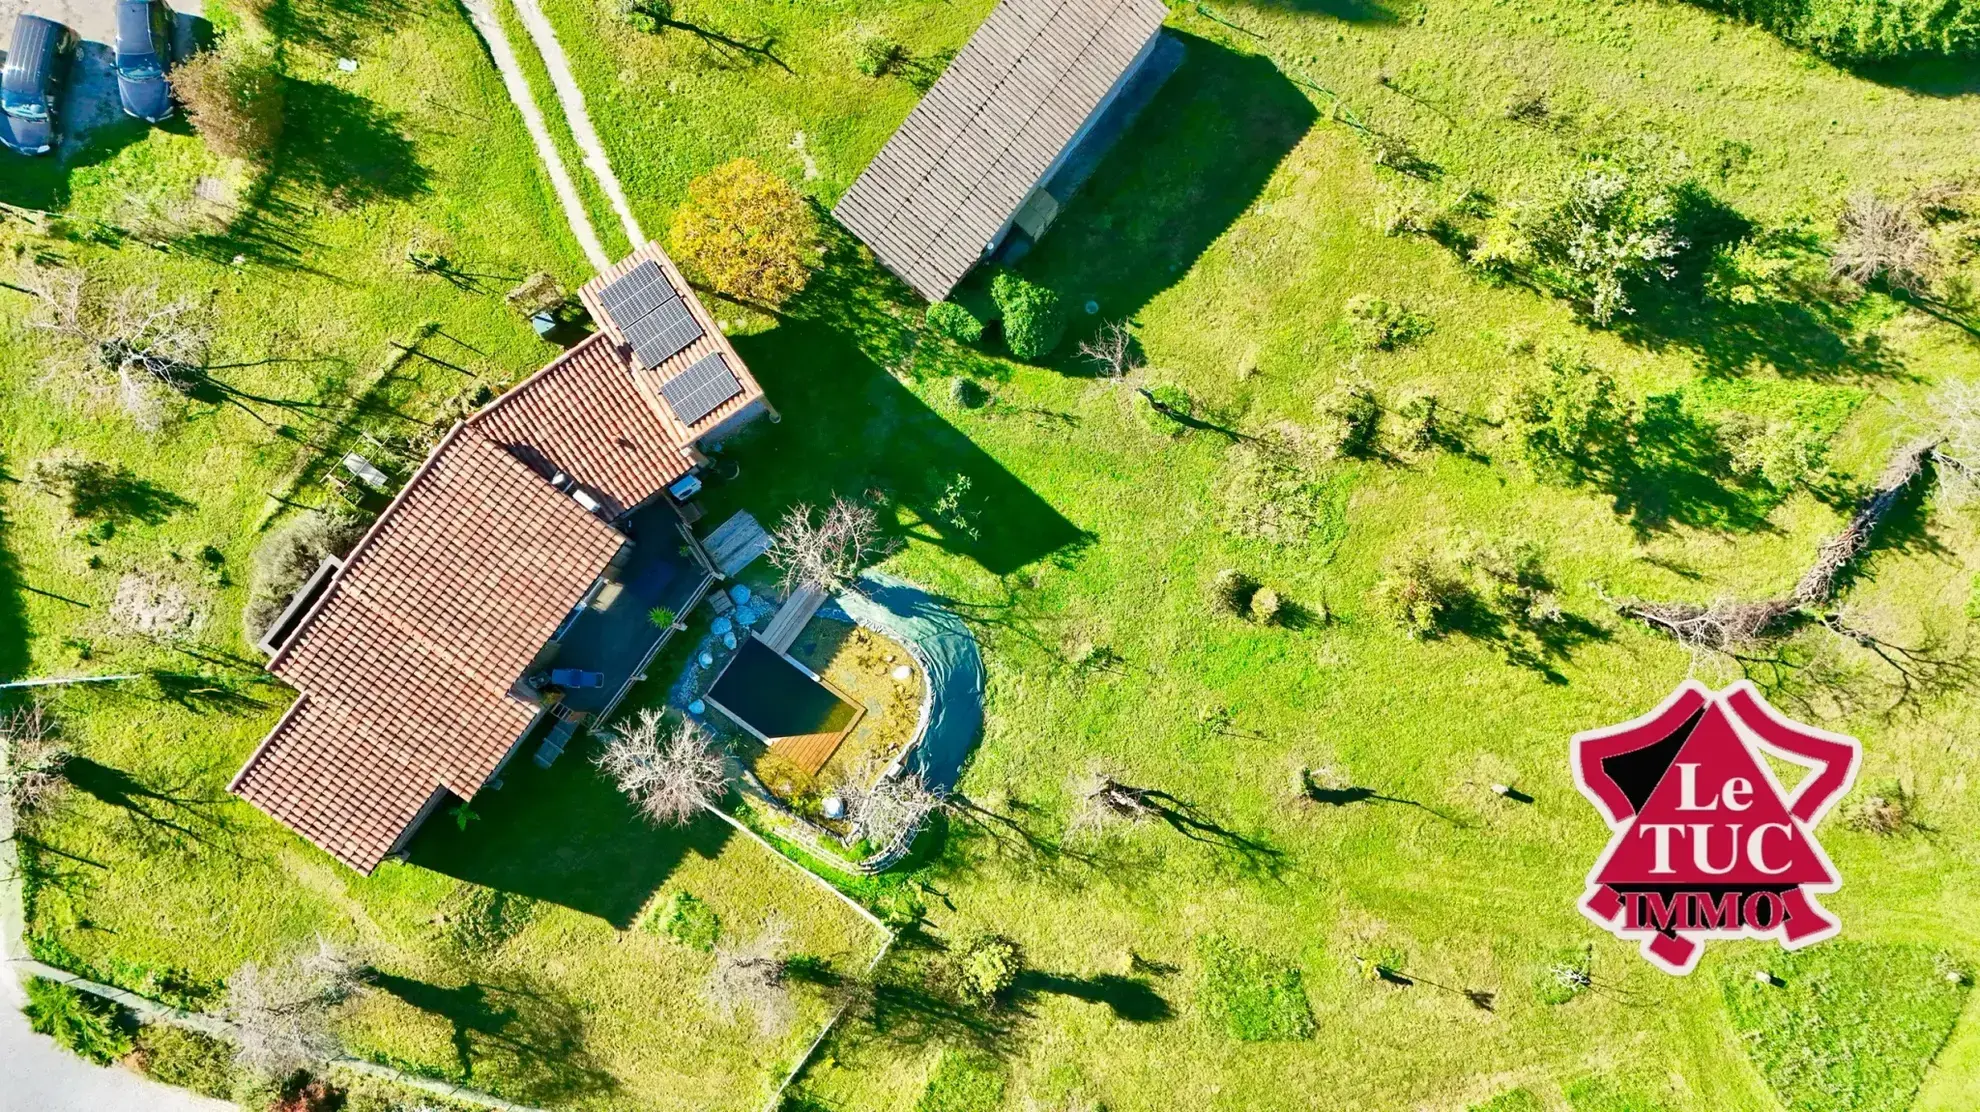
[626,295,704,368]
[598,261,674,325]
[659,353,743,426]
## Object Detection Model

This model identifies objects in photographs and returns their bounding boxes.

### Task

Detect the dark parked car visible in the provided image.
[113,0,176,122]
[1,14,77,156]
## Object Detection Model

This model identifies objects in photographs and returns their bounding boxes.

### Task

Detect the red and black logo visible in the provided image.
[1572,681,1860,975]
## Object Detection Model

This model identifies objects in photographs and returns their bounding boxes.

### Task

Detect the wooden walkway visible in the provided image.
[703,511,770,577]
[760,585,826,653]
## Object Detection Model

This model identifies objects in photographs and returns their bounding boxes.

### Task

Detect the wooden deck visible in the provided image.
[760,585,826,653]
[703,510,770,576]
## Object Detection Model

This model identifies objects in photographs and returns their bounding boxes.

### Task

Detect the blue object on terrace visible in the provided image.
[711,616,734,635]
[549,668,605,689]
[729,584,752,604]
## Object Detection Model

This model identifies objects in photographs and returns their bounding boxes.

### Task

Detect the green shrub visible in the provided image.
[169,42,286,163]
[1374,554,1473,638]
[1723,942,1969,1112]
[1139,384,1194,436]
[1342,294,1432,350]
[1316,380,1384,458]
[650,891,723,951]
[243,510,368,643]
[1195,935,1314,1041]
[955,934,1022,1005]
[23,977,134,1064]
[856,33,907,77]
[1533,947,1593,1004]
[990,270,1067,360]
[613,0,673,33]
[133,1024,238,1099]
[648,605,677,630]
[1248,586,1284,625]
[1695,0,1979,62]
[1505,351,1631,483]
[1512,149,1689,324]
[925,300,986,344]
[914,1049,1005,1112]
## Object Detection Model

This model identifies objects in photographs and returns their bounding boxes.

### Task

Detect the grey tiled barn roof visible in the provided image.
[834,0,1169,302]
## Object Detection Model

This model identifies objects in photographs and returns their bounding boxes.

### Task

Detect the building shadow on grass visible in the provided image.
[367,971,618,1105]
[1018,34,1318,351]
[729,269,1092,577]
[409,741,732,929]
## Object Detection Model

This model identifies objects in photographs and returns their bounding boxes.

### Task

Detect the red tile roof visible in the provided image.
[233,245,773,874]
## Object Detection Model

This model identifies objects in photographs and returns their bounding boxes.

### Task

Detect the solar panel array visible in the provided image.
[597,260,705,369]
[660,353,743,426]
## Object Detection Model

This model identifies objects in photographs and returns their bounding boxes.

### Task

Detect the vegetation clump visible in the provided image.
[1375,554,1473,638]
[613,0,673,33]
[1219,426,1348,549]
[596,709,731,826]
[243,511,368,643]
[1195,935,1314,1041]
[671,158,821,307]
[1342,294,1432,350]
[22,977,133,1064]
[1504,351,1631,483]
[1533,947,1593,1004]
[1506,147,1689,324]
[990,270,1068,360]
[856,33,907,77]
[1694,0,1980,62]
[1831,192,1938,294]
[954,934,1023,1006]
[1844,781,1916,835]
[170,42,286,163]
[1,701,69,818]
[131,1024,239,1099]
[1210,568,1258,617]
[914,1049,1006,1112]
[925,300,986,343]
[650,891,723,951]
[1316,379,1384,458]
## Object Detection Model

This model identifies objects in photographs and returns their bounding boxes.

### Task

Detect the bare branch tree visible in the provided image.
[843,769,942,851]
[1076,319,1143,380]
[0,702,70,821]
[706,915,793,1036]
[1831,193,1937,295]
[595,708,730,826]
[1065,767,1160,840]
[224,937,363,1077]
[1931,382,1980,506]
[764,495,892,597]
[19,264,214,431]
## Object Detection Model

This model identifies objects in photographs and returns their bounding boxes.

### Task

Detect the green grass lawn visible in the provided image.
[8,0,1980,1109]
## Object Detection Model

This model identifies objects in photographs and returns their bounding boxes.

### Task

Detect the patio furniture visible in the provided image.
[342,452,392,489]
[549,668,605,688]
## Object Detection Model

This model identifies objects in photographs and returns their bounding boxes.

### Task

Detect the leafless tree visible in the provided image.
[19,264,214,431]
[1932,382,1980,506]
[1076,319,1143,380]
[224,937,363,1077]
[706,915,793,1037]
[843,769,942,851]
[1065,767,1161,839]
[764,495,892,597]
[1,702,70,821]
[595,708,730,826]
[1831,193,1937,295]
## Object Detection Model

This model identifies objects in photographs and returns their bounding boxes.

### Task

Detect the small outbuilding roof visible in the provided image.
[834,0,1169,302]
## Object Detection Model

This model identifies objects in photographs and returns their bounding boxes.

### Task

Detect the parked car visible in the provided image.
[1,14,77,156]
[113,0,176,122]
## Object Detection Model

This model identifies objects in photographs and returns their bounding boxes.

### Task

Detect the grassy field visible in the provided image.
[7,0,1980,1110]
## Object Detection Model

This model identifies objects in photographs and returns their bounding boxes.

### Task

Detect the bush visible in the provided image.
[1696,0,1979,62]
[133,1024,239,1099]
[1249,586,1283,625]
[949,376,987,408]
[1316,380,1384,458]
[1209,568,1257,616]
[169,43,286,163]
[955,934,1022,1005]
[670,158,821,307]
[1374,554,1473,638]
[23,977,134,1064]
[990,270,1067,360]
[1505,351,1631,483]
[925,300,985,344]
[1195,935,1314,1041]
[1139,383,1194,436]
[1844,781,1915,835]
[1513,150,1688,324]
[651,891,723,951]
[242,511,367,643]
[613,0,672,33]
[856,33,906,77]
[1342,295,1432,350]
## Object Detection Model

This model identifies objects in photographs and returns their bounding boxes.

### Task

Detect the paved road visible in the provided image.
[0,0,204,156]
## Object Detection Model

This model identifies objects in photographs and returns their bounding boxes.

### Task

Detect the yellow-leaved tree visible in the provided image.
[669,158,820,307]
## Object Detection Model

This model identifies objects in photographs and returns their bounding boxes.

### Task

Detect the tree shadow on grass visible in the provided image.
[30,461,192,527]
[367,971,618,1105]
[0,117,151,212]
[728,252,1091,578]
[1020,34,1318,347]
[0,475,31,685]
[409,739,732,929]
[1012,970,1173,1022]
[61,756,241,851]
[1610,188,1901,381]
